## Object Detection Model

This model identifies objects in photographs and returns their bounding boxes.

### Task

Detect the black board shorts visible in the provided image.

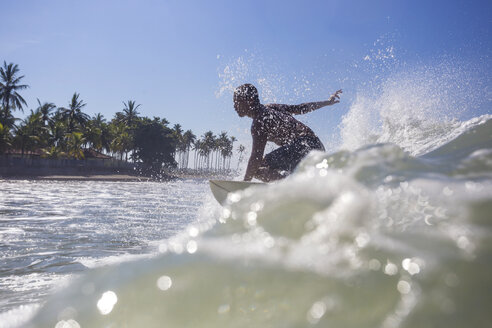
[263,135,325,172]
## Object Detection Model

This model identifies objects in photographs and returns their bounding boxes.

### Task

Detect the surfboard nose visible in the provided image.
[209,180,264,205]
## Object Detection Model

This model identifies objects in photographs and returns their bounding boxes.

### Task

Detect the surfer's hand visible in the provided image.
[329,89,342,104]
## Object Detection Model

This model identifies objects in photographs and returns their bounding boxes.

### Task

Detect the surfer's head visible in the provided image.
[234,84,260,117]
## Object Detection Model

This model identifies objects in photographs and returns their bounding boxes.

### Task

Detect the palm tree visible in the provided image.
[0,61,29,114]
[36,99,56,125]
[0,122,12,153]
[237,144,246,170]
[13,110,46,156]
[84,120,102,151]
[100,122,112,154]
[202,131,216,170]
[182,129,196,169]
[0,104,17,129]
[173,124,185,168]
[89,113,113,153]
[92,113,106,126]
[219,135,235,171]
[42,145,66,159]
[228,136,237,170]
[214,132,236,171]
[120,102,141,161]
[192,139,202,170]
[159,117,170,127]
[84,113,107,152]
[47,119,67,149]
[121,100,141,127]
[66,132,85,159]
[59,93,89,133]
[109,122,131,160]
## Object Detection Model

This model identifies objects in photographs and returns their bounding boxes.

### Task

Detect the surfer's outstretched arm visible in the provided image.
[268,89,342,115]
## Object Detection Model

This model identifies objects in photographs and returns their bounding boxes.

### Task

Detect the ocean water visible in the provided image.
[2,112,490,327]
[2,61,492,327]
[0,180,209,327]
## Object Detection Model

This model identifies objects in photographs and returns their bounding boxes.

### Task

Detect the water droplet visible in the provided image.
[171,243,184,254]
[307,301,327,324]
[186,240,198,254]
[157,275,173,291]
[247,212,257,226]
[457,236,471,250]
[369,259,381,271]
[97,291,118,315]
[222,208,231,219]
[228,193,241,203]
[316,159,329,169]
[424,215,433,226]
[402,258,421,275]
[250,201,264,211]
[397,280,411,294]
[355,232,370,248]
[188,226,199,237]
[384,262,398,275]
[442,186,454,196]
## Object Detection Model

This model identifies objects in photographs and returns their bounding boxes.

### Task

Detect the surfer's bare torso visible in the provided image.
[252,104,319,146]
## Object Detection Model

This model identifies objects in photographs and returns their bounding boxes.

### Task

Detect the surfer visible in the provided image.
[234,83,342,182]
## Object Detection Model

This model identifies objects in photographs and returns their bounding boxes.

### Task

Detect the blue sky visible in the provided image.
[1,0,490,149]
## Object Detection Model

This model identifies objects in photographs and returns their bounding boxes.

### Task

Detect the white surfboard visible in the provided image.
[209,180,264,205]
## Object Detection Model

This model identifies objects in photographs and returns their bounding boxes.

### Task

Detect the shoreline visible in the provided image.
[0,171,236,182]
[1,174,150,182]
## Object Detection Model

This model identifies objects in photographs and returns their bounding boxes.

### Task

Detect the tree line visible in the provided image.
[0,61,244,174]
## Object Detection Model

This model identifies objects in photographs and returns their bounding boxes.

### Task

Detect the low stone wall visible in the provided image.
[0,155,137,176]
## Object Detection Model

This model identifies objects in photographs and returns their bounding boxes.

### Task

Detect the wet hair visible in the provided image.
[234,84,259,104]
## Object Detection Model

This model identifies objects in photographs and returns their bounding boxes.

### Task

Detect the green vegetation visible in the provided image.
[0,61,244,174]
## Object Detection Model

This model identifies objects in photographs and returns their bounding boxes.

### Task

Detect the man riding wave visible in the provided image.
[233,84,342,182]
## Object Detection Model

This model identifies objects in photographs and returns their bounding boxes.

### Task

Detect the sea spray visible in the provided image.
[340,61,490,155]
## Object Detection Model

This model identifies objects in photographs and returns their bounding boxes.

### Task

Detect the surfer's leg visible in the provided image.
[260,136,325,180]
[254,166,288,182]
[253,144,296,182]
[263,144,295,171]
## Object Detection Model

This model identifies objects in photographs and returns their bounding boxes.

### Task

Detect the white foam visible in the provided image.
[340,63,490,156]
[75,253,155,269]
[0,304,40,328]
